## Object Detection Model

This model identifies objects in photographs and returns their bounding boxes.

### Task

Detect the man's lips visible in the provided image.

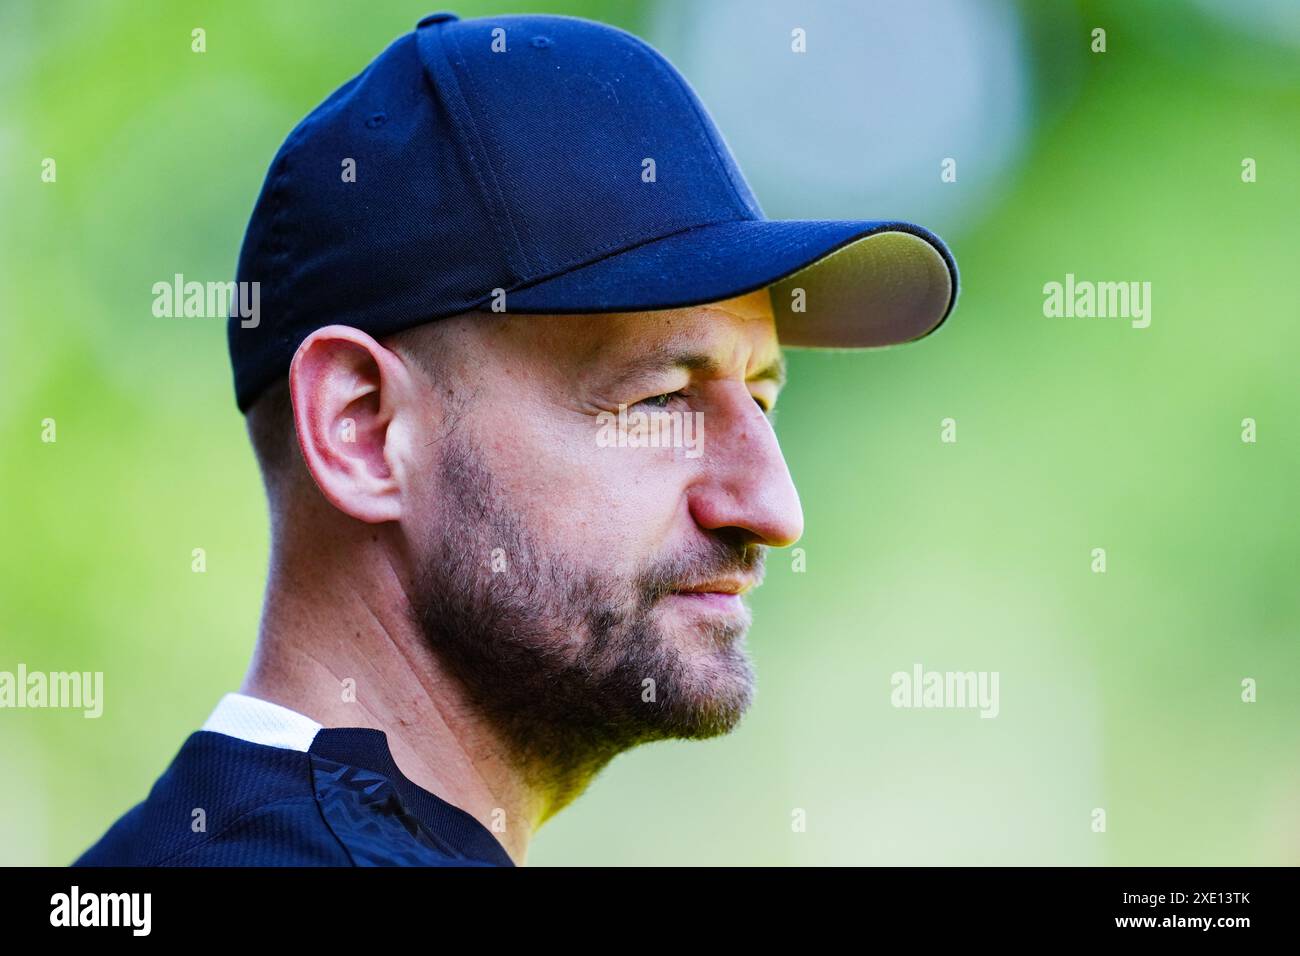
[669,578,756,597]
[664,578,757,614]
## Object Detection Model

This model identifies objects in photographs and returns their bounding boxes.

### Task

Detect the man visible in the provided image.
[75,10,956,867]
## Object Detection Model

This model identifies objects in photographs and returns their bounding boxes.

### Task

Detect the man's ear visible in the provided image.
[288,325,416,523]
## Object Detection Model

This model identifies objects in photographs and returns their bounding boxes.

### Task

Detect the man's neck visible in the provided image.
[240,543,540,865]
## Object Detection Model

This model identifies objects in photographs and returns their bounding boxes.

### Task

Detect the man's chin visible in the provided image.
[642,604,756,739]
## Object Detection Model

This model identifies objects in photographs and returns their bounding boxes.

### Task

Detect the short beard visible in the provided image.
[410,430,764,811]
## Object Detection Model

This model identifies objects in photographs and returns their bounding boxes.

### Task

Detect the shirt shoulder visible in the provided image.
[73,726,514,867]
[73,730,350,866]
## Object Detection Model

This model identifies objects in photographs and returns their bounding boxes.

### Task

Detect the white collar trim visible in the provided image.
[201,691,324,752]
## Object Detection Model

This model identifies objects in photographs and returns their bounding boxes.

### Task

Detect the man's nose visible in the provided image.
[686,393,804,548]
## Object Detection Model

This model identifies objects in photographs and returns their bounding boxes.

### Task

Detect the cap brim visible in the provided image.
[499,219,958,348]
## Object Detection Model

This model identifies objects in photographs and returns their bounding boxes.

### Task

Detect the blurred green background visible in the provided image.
[2,0,1297,865]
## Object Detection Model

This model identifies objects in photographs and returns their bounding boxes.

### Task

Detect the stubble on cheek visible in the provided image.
[414,413,761,769]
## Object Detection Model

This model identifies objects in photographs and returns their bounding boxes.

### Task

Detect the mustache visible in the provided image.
[636,533,767,604]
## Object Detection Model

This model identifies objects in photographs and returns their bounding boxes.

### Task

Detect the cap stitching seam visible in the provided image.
[416,21,528,280]
[613,30,755,221]
[440,20,755,278]
[265,112,326,360]
[445,24,540,275]
[494,214,754,300]
[515,208,742,287]
[502,220,957,316]
[435,23,534,277]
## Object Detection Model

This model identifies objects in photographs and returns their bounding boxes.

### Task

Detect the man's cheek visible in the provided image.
[492,413,686,557]
[471,424,597,537]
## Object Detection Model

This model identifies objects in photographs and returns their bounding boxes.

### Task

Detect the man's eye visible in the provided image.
[637,390,685,409]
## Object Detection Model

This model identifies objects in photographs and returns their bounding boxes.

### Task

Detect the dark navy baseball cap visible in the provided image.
[228,10,959,412]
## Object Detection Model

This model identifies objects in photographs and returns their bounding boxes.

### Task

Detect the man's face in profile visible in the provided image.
[401,288,803,778]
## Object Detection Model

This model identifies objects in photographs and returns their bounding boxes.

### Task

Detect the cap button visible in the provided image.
[417,11,459,27]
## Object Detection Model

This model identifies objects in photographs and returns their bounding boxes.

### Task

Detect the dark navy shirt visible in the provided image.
[73,712,514,867]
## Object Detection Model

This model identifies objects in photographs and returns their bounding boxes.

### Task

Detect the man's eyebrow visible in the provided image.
[613,347,787,388]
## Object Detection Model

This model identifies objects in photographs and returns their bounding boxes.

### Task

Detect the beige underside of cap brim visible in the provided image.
[769,230,953,348]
